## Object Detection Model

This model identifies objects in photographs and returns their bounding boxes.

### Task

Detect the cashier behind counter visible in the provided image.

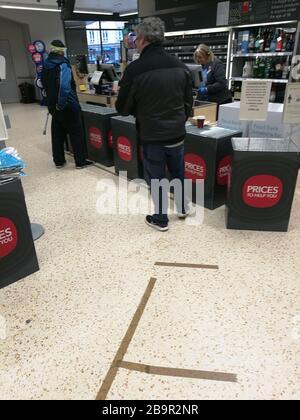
[194,44,232,114]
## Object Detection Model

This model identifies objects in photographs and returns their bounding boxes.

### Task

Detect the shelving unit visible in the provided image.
[229,22,297,103]
[232,52,293,58]
[231,77,289,83]
[164,30,230,65]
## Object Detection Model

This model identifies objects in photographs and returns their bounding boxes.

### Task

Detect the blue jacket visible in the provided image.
[41,53,80,113]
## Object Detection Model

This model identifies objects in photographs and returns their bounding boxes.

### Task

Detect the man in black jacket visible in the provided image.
[116,17,193,231]
[42,40,92,169]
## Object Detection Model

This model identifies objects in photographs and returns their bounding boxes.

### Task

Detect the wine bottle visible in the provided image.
[264,28,271,52]
[253,57,260,78]
[282,57,290,79]
[258,58,266,78]
[255,28,262,52]
[270,30,277,52]
[265,58,271,79]
[276,29,283,52]
[248,33,255,53]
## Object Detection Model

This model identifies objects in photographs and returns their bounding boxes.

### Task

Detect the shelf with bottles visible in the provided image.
[164,31,229,65]
[232,24,297,56]
[232,54,292,82]
[231,77,288,84]
[232,52,293,58]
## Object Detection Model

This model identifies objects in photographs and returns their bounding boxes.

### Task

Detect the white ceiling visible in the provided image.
[0,0,138,14]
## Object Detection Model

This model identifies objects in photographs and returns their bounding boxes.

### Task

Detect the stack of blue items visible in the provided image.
[0,147,26,184]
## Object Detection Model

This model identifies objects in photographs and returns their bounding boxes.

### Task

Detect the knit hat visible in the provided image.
[50,40,66,53]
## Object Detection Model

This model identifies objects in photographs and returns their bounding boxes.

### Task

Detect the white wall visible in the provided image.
[0,16,33,91]
[0,9,65,50]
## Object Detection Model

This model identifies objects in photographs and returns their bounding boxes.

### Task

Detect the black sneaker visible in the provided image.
[55,162,66,169]
[145,215,169,232]
[76,160,93,169]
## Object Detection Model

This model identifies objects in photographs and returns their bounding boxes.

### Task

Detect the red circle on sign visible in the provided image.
[243,175,283,208]
[117,136,132,162]
[0,217,18,259]
[28,44,36,54]
[108,130,113,149]
[184,153,207,183]
[217,155,232,186]
[89,127,103,149]
[32,52,42,64]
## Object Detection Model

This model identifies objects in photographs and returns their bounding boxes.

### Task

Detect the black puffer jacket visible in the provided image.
[116,44,193,145]
[202,58,232,105]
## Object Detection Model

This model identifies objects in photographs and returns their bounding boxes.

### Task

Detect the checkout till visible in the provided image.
[77,69,299,233]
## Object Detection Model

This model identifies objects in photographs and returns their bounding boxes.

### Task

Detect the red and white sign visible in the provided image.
[0,217,18,259]
[108,130,113,149]
[27,44,36,54]
[117,136,132,162]
[243,175,283,208]
[89,127,103,149]
[217,155,232,186]
[184,154,207,183]
[32,53,43,64]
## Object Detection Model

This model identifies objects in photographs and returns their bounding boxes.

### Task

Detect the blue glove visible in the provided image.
[198,87,208,99]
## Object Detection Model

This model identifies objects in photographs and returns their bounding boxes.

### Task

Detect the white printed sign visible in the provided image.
[283,83,300,124]
[91,71,103,86]
[240,80,272,121]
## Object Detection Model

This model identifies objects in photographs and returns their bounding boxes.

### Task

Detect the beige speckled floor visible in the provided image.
[0,103,299,400]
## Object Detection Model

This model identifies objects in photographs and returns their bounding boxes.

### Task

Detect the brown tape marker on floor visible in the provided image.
[96,277,157,400]
[118,361,237,383]
[155,262,219,270]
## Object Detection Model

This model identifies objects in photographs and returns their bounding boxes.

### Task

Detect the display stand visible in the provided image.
[111,115,143,180]
[226,79,300,232]
[81,104,118,167]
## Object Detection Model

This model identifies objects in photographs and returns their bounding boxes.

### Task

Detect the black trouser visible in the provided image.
[51,108,87,166]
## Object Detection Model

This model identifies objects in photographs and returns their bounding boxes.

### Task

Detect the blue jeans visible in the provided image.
[143,143,188,226]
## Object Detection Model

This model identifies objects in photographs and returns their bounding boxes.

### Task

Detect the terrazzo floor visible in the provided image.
[0,103,299,400]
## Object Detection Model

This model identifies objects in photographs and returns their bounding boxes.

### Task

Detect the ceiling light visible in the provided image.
[0,5,60,12]
[119,12,138,17]
[74,10,113,15]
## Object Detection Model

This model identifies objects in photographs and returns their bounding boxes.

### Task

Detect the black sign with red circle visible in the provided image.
[0,180,39,289]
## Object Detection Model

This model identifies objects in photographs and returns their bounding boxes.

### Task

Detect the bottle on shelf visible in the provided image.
[253,57,260,78]
[270,30,277,52]
[242,60,253,78]
[233,82,242,101]
[282,56,290,79]
[270,88,276,103]
[255,28,264,53]
[248,33,255,53]
[276,29,283,52]
[281,31,287,52]
[286,34,295,52]
[264,58,272,79]
[274,59,283,79]
[264,28,272,52]
[258,58,266,78]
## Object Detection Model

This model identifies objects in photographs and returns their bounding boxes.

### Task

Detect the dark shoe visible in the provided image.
[145,215,169,232]
[76,160,93,169]
[55,162,66,169]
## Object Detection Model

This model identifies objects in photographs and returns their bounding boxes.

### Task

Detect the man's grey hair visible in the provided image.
[136,17,165,45]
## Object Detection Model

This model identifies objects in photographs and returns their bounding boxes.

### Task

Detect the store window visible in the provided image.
[65,20,125,65]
